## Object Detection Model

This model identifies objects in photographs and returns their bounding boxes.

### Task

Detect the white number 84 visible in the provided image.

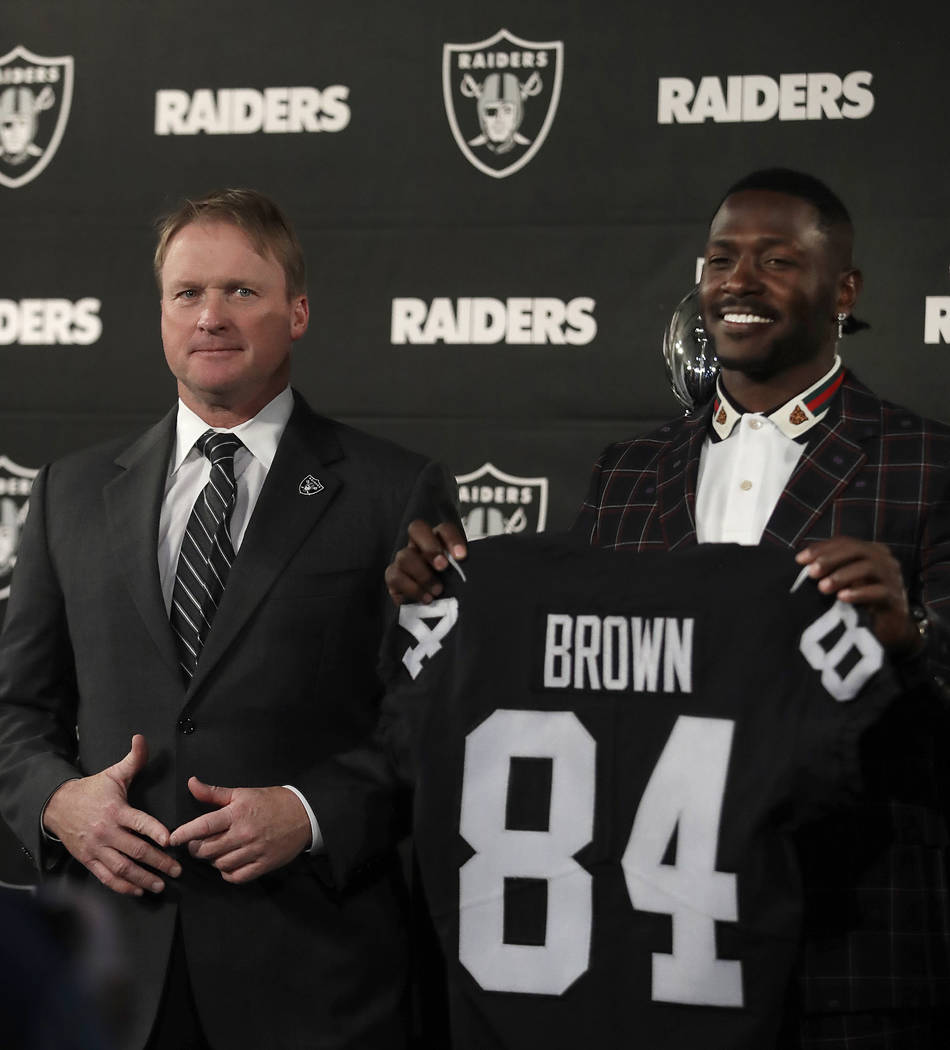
[458,710,742,1006]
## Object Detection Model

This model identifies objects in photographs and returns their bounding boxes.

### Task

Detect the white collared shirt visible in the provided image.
[157,386,294,611]
[695,357,844,545]
[155,385,321,852]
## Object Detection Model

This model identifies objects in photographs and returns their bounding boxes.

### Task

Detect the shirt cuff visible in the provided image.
[40,777,81,844]
[283,785,323,854]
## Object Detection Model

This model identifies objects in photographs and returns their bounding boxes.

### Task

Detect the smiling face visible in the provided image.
[699,189,860,402]
[159,219,308,426]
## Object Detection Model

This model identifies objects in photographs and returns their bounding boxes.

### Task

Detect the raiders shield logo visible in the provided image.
[442,28,563,179]
[0,45,74,189]
[455,462,548,539]
[0,456,38,600]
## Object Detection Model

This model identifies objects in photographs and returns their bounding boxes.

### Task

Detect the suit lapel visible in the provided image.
[187,397,343,696]
[762,376,881,550]
[103,410,180,675]
[655,409,709,550]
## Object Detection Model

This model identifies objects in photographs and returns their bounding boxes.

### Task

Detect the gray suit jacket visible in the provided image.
[0,391,458,1049]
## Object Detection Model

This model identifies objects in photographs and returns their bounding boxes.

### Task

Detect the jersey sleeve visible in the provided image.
[788,585,903,822]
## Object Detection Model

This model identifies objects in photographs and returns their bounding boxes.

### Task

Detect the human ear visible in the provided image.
[835,268,862,315]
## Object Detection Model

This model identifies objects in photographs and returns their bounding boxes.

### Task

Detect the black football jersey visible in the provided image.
[381,535,899,1050]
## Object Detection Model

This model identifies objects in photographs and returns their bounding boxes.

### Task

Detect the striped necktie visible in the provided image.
[169,429,244,681]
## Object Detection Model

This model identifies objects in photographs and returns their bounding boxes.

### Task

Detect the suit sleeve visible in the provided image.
[0,466,83,870]
[897,448,950,703]
[389,459,462,561]
[302,457,460,889]
[303,632,445,889]
[570,445,611,543]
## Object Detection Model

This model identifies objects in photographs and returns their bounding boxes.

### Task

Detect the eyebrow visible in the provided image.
[706,235,802,251]
[167,276,260,289]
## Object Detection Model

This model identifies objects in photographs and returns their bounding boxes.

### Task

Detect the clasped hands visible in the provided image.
[42,734,312,897]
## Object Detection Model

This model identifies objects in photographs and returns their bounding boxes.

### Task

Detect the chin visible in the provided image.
[718,336,824,383]
[714,339,776,375]
[721,359,783,381]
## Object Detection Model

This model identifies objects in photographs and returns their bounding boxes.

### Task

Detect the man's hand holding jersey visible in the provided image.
[385,519,468,605]
[387,522,924,662]
[796,538,922,657]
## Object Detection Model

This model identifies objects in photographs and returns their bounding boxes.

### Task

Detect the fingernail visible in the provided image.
[170,864,182,877]
[453,546,466,558]
[150,880,163,893]
[807,563,821,576]
[430,581,443,596]
[433,555,448,570]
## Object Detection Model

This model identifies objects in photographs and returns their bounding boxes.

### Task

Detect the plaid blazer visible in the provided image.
[573,371,950,1014]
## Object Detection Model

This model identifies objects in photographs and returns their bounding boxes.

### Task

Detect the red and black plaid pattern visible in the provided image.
[781,1007,950,1049]
[571,371,950,1020]
[169,430,243,681]
[573,374,950,626]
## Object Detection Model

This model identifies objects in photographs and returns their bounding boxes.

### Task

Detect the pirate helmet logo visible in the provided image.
[0,456,38,600]
[443,29,563,179]
[0,46,74,189]
[455,462,549,540]
[462,71,543,156]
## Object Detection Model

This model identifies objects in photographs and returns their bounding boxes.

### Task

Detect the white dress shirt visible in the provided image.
[158,386,322,852]
[696,357,844,545]
[157,386,294,610]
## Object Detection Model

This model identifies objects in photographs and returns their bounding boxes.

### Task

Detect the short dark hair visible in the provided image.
[716,168,853,237]
[154,188,306,297]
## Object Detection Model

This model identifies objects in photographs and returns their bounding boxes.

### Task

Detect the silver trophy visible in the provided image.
[662,286,719,411]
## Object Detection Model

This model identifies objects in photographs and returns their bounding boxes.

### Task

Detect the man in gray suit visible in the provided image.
[0,189,457,1050]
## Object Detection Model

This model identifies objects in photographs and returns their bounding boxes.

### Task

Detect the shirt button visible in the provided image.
[740,480,753,491]
[176,717,196,735]
[748,418,763,430]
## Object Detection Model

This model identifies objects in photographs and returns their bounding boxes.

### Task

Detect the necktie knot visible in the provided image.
[196,429,243,484]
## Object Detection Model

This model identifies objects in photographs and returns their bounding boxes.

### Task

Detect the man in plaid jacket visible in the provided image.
[388,169,950,1048]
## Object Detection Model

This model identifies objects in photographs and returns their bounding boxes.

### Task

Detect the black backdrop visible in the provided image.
[1,1,948,882]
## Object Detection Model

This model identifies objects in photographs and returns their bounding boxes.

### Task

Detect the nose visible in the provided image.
[721,254,764,296]
[197,295,228,333]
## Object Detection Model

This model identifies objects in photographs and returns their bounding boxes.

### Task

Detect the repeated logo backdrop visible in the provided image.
[1,0,949,876]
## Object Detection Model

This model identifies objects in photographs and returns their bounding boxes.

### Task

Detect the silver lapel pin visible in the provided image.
[299,475,324,496]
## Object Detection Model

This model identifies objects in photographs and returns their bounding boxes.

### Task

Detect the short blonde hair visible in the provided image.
[154,188,306,297]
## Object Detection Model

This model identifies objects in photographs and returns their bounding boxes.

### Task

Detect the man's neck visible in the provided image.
[178,382,290,429]
[719,357,837,414]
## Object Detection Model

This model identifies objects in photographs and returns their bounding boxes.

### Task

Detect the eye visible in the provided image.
[705,255,731,269]
[764,256,794,268]
[234,287,254,298]
[175,288,198,300]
